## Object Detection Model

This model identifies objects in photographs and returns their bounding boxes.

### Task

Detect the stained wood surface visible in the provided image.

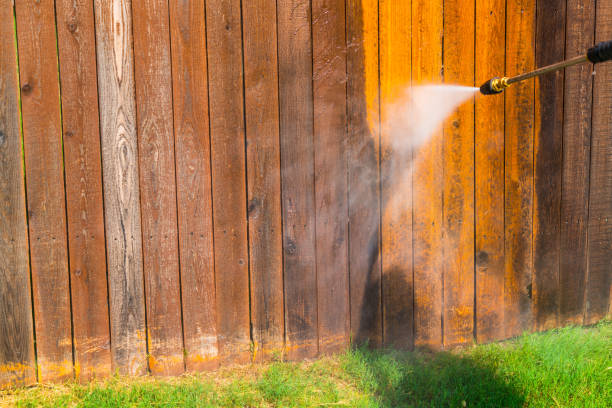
[0,3,35,388]
[55,0,112,381]
[533,0,565,332]
[474,0,505,343]
[93,0,147,376]
[205,0,251,364]
[504,0,535,338]
[242,0,285,360]
[312,0,350,355]
[168,0,219,371]
[411,0,444,349]
[347,0,382,348]
[277,0,318,360]
[443,0,475,348]
[15,0,74,382]
[560,0,595,326]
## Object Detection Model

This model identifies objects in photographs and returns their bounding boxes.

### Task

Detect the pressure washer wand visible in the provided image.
[480,40,612,95]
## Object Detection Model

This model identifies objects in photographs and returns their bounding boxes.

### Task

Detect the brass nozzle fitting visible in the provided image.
[480,76,510,95]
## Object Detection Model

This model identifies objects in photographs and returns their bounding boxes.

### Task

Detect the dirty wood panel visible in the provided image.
[474,0,505,343]
[410,0,444,349]
[312,0,350,355]
[585,0,612,325]
[559,0,595,326]
[0,3,35,388]
[277,0,318,360]
[93,0,147,376]
[242,0,285,360]
[132,0,184,376]
[443,0,475,348]
[532,0,565,332]
[55,0,111,381]
[168,0,219,371]
[205,0,251,364]
[504,0,535,338]
[14,0,74,382]
[346,0,382,348]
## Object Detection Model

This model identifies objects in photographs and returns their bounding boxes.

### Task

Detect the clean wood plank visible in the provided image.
[277,0,318,360]
[241,0,285,361]
[14,0,73,382]
[474,0,505,343]
[442,0,475,348]
[93,0,147,376]
[168,0,219,371]
[532,0,565,332]
[55,0,112,381]
[0,2,35,388]
[585,0,612,325]
[504,0,536,338]
[205,0,251,364]
[312,0,349,355]
[346,0,382,348]
[410,0,443,349]
[132,0,184,376]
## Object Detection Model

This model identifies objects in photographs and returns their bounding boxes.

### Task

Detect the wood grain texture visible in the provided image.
[559,0,595,326]
[0,2,35,388]
[242,0,284,360]
[93,0,147,376]
[205,0,251,364]
[346,0,382,348]
[132,0,184,376]
[55,0,112,381]
[533,0,565,332]
[277,0,318,360]
[15,0,74,382]
[474,0,505,343]
[443,0,475,348]
[585,0,612,325]
[504,0,535,338]
[312,0,349,355]
[168,0,219,372]
[411,0,444,349]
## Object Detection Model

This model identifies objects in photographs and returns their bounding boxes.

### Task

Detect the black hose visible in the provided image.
[587,40,612,63]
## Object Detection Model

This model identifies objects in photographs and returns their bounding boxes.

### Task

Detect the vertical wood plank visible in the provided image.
[55,0,112,381]
[504,0,536,337]
[15,0,74,382]
[443,0,475,348]
[560,0,595,326]
[242,0,285,360]
[312,0,349,355]
[347,0,382,347]
[205,0,251,364]
[411,0,443,349]
[132,0,184,376]
[0,2,35,388]
[93,0,147,376]
[474,0,505,343]
[277,0,318,360]
[585,0,612,325]
[168,0,219,371]
[533,0,565,332]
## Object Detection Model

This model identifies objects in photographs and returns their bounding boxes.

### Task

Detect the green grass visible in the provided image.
[2,320,610,407]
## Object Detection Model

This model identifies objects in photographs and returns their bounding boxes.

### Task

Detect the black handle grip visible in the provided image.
[587,40,612,63]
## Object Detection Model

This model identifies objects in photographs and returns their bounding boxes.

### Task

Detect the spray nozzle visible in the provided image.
[479,77,510,95]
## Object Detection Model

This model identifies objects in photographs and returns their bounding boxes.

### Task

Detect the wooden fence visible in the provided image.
[1,0,610,386]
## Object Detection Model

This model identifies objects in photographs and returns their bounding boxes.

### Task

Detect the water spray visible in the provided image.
[480,40,612,95]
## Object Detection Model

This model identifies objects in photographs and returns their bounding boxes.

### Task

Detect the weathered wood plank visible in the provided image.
[15,0,74,382]
[0,2,35,388]
[168,0,219,371]
[93,0,147,375]
[347,0,382,348]
[56,0,112,381]
[277,0,318,360]
[205,0,251,364]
